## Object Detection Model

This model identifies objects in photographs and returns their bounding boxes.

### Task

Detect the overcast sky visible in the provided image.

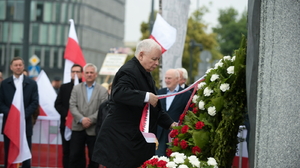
[124,0,248,42]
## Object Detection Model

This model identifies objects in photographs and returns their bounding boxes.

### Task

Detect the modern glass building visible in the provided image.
[0,0,125,80]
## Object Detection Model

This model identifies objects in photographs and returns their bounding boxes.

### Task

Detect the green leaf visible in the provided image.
[193,130,210,149]
[211,96,224,112]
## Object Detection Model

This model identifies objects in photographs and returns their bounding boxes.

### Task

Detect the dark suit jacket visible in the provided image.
[156,86,191,139]
[93,57,174,168]
[54,81,74,130]
[0,75,39,136]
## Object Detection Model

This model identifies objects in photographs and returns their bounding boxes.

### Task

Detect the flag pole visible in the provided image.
[104,75,110,83]
[158,0,163,88]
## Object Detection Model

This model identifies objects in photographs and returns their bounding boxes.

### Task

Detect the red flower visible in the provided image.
[148,158,158,165]
[189,103,195,108]
[166,148,173,157]
[192,146,201,155]
[179,113,185,122]
[180,140,188,149]
[195,121,205,129]
[181,125,189,134]
[169,129,179,138]
[173,138,179,146]
[156,160,167,168]
[141,158,167,168]
[192,107,198,114]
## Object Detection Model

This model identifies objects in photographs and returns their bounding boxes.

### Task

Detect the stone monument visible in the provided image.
[247,0,300,167]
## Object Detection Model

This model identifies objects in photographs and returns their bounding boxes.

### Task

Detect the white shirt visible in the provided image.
[13,74,24,87]
[166,85,180,111]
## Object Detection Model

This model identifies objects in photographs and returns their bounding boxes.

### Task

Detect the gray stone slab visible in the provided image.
[255,0,300,167]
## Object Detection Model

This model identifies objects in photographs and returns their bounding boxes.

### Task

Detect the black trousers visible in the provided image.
[60,126,86,168]
[4,135,31,168]
[60,126,70,168]
[155,129,169,157]
[69,130,98,168]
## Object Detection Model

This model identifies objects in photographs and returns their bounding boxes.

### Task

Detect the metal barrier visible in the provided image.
[0,116,63,168]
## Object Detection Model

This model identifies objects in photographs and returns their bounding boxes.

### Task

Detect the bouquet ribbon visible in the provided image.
[139,75,206,144]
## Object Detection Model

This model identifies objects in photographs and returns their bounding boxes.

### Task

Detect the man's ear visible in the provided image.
[138,51,144,60]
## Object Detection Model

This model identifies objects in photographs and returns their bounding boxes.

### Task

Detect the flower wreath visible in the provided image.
[166,35,247,168]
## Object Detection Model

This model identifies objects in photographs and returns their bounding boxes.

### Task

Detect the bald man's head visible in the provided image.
[164,69,179,91]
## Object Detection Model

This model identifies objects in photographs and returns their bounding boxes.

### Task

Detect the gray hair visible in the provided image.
[135,39,161,57]
[83,63,98,72]
[177,68,188,79]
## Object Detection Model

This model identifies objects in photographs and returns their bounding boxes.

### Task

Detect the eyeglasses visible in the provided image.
[71,71,82,73]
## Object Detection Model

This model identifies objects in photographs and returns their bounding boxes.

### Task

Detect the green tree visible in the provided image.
[183,8,222,84]
[213,8,247,56]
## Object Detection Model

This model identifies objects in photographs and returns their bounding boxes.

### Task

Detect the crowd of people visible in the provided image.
[0,39,193,168]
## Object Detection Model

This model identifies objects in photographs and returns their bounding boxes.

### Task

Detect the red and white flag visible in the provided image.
[4,76,31,168]
[63,19,86,141]
[63,19,86,83]
[150,13,177,53]
[36,70,60,120]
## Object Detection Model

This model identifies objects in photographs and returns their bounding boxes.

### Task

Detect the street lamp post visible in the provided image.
[189,39,203,84]
[23,0,31,67]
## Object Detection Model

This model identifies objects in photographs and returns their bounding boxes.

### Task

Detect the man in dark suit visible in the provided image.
[54,64,84,168]
[93,39,176,168]
[0,57,39,168]
[156,69,192,156]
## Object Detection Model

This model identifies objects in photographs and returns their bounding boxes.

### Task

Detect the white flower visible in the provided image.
[170,152,180,157]
[227,66,234,74]
[198,100,205,110]
[203,87,213,97]
[151,155,159,159]
[206,68,213,74]
[175,153,186,159]
[171,152,186,160]
[192,95,199,103]
[220,83,230,92]
[173,157,185,164]
[207,157,218,166]
[214,60,223,69]
[166,161,177,168]
[178,165,189,168]
[223,55,231,60]
[198,82,206,90]
[159,156,169,162]
[210,74,219,82]
[172,153,186,164]
[208,106,216,116]
[188,155,200,168]
[231,56,236,62]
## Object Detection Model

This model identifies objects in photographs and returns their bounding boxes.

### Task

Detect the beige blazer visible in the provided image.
[69,82,108,136]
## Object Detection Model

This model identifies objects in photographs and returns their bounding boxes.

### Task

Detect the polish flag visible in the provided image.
[4,76,31,168]
[63,19,86,141]
[150,13,177,53]
[36,70,60,120]
[63,19,86,83]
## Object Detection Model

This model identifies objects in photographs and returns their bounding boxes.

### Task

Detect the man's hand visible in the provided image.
[81,117,91,128]
[170,122,178,130]
[149,93,159,107]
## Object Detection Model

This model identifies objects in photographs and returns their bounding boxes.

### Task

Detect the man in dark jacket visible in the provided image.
[0,57,39,168]
[54,64,84,168]
[156,69,191,156]
[92,39,176,168]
